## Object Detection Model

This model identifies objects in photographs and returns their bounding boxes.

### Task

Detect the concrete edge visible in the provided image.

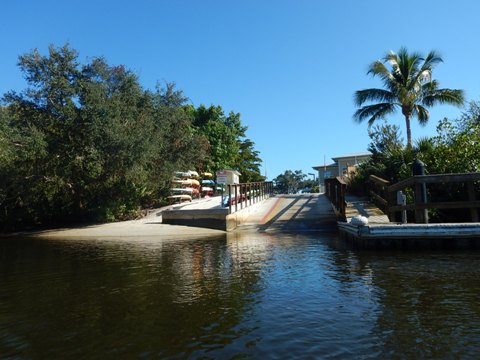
[162,200,267,231]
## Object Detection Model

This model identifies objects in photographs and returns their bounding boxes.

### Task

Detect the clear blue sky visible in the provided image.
[2,0,480,180]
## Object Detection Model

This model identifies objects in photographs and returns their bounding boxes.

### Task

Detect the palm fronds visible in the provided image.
[354,47,465,147]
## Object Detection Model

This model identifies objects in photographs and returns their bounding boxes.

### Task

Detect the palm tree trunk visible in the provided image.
[405,114,412,148]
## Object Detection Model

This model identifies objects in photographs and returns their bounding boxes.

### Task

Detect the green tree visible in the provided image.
[190,105,247,173]
[273,170,306,194]
[354,47,465,148]
[429,102,480,173]
[0,44,264,231]
[235,138,264,182]
[0,44,205,229]
[349,124,413,197]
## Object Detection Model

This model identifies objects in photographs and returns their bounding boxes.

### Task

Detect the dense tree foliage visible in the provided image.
[354,47,465,148]
[0,44,263,231]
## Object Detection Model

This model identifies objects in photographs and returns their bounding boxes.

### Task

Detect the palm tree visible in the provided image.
[354,47,465,148]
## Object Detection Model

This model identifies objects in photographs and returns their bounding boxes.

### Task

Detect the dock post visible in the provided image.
[412,159,428,224]
[235,184,238,213]
[397,190,407,224]
[388,190,397,222]
[228,184,232,214]
[467,181,479,222]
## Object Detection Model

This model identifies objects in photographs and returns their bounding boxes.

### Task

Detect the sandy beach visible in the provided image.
[2,203,226,240]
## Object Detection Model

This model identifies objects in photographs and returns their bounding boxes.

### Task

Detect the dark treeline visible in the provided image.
[0,44,264,231]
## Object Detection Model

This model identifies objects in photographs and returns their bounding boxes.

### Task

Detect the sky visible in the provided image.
[2,0,480,180]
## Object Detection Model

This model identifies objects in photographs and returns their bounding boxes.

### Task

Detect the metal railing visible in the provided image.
[225,181,274,214]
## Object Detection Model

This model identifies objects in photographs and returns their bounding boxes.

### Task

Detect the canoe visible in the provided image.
[174,171,190,178]
[172,179,200,187]
[171,188,194,194]
[172,179,193,186]
[167,194,192,203]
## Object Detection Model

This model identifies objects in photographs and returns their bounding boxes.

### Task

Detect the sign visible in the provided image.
[216,170,228,184]
[216,175,228,184]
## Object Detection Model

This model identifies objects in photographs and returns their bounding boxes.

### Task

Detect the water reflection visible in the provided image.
[1,234,480,358]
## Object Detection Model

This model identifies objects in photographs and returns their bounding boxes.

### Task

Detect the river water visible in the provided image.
[1,232,480,359]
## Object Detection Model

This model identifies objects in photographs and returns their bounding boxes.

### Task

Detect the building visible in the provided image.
[312,152,372,187]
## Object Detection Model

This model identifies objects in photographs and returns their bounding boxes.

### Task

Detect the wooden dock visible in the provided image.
[335,192,480,249]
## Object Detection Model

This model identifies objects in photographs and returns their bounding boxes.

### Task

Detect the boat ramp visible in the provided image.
[163,178,480,249]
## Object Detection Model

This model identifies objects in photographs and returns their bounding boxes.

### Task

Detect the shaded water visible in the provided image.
[1,232,480,359]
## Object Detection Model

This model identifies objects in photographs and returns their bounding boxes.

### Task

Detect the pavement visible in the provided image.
[236,193,338,233]
[345,195,390,224]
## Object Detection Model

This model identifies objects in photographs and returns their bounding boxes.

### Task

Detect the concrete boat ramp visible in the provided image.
[235,194,338,233]
[163,193,480,248]
[162,193,338,233]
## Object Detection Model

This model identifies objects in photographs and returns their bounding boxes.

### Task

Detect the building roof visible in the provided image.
[312,163,337,170]
[331,152,372,161]
[312,152,372,171]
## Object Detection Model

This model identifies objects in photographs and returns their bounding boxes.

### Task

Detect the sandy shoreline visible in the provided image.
[0,207,225,240]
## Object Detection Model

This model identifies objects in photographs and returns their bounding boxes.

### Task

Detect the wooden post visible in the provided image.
[234,184,238,213]
[414,180,428,223]
[387,189,397,222]
[397,190,407,224]
[340,181,346,221]
[228,184,232,214]
[240,184,243,209]
[412,159,428,224]
[243,183,246,209]
[249,183,252,207]
[467,181,479,222]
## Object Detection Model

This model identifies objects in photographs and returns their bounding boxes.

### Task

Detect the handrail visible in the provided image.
[370,174,390,186]
[325,177,347,221]
[226,181,274,214]
[368,175,391,216]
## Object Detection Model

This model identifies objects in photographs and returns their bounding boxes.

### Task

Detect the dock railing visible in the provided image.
[369,175,391,215]
[325,177,347,221]
[369,172,480,224]
[226,181,274,214]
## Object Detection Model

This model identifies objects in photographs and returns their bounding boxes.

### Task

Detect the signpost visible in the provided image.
[216,170,241,207]
[216,171,228,206]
